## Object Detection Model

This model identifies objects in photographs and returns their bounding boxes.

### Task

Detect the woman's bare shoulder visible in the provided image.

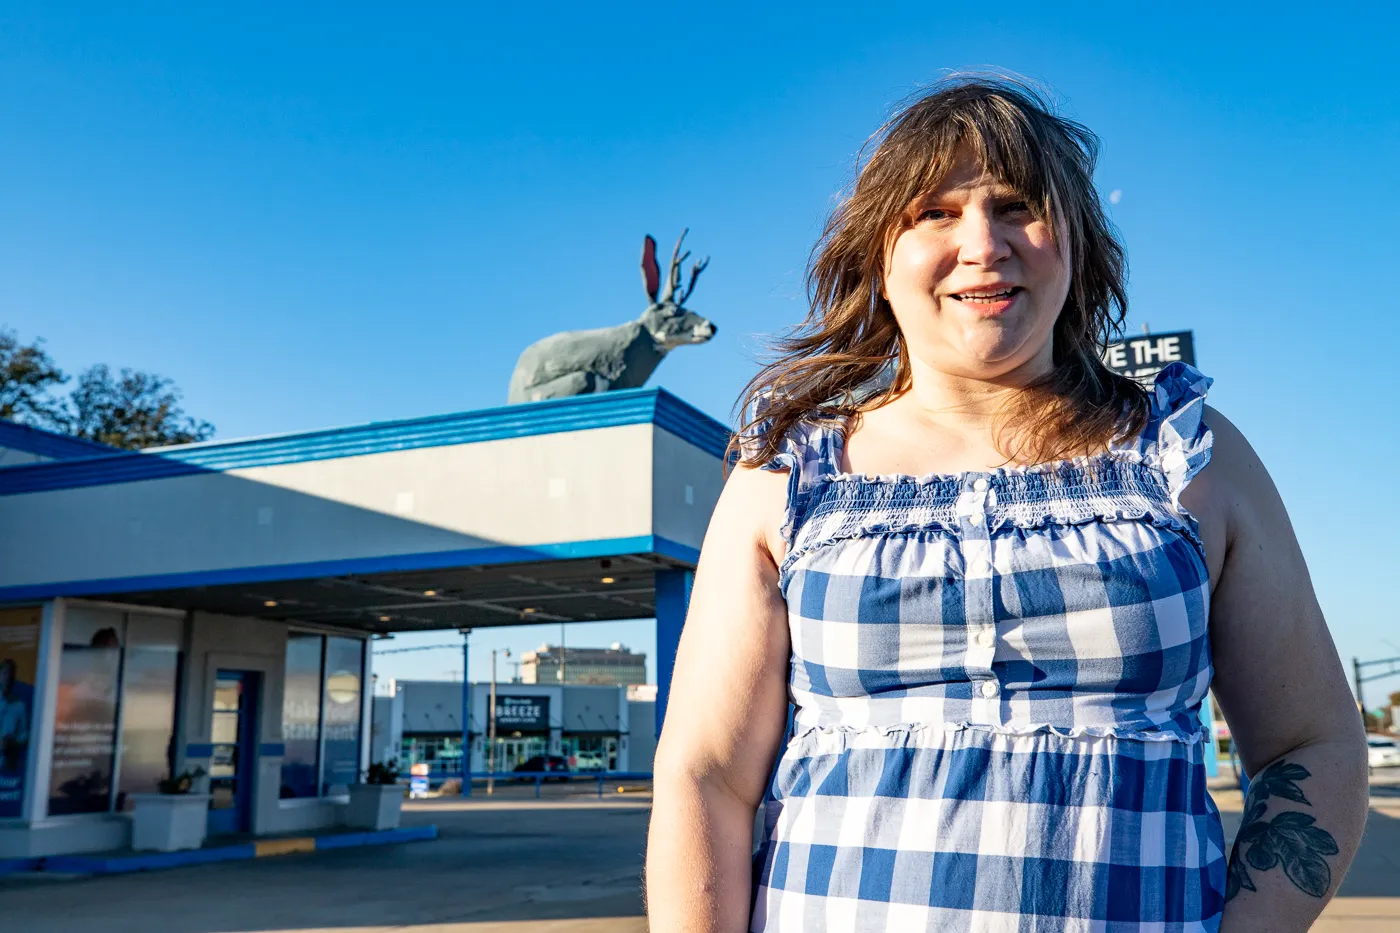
[714,461,794,566]
[1197,404,1273,501]
[1183,404,1288,587]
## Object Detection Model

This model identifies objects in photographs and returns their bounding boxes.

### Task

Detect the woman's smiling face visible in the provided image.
[883,144,1072,382]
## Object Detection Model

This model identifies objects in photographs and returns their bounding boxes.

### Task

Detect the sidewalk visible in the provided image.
[1211,778,1400,931]
[2,785,1394,932]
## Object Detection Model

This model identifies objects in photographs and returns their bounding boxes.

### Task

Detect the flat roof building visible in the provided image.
[0,388,721,858]
[372,679,656,777]
[520,643,647,686]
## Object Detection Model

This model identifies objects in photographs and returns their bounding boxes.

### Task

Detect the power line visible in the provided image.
[373,642,463,656]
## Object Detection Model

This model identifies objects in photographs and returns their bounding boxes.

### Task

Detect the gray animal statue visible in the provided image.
[507,231,716,403]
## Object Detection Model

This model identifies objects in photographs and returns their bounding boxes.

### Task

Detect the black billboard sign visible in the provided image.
[495,695,549,730]
[1101,330,1195,385]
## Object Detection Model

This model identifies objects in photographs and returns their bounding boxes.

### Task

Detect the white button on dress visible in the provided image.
[980,680,999,698]
[978,629,995,648]
[973,478,989,492]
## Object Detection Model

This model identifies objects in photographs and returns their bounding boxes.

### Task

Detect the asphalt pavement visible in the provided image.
[2,772,1398,932]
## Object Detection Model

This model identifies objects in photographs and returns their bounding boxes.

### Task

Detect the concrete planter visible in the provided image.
[129,794,211,852]
[346,784,403,830]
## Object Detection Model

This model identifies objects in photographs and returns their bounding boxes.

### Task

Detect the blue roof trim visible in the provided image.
[0,388,732,496]
[652,391,732,461]
[0,419,116,461]
[0,534,701,602]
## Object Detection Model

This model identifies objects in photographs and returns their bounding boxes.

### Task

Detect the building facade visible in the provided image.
[0,387,718,855]
[0,599,371,858]
[519,643,647,686]
[372,679,656,777]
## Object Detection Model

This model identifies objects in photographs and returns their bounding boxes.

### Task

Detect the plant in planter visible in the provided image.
[156,766,207,795]
[346,759,404,830]
[131,766,210,852]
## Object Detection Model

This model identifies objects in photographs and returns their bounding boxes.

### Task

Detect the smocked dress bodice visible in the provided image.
[747,362,1226,932]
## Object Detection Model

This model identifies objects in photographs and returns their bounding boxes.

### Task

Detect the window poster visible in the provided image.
[47,621,121,815]
[0,607,42,818]
[320,636,364,794]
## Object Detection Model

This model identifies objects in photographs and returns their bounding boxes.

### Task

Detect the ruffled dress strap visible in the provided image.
[738,391,843,544]
[1135,361,1215,514]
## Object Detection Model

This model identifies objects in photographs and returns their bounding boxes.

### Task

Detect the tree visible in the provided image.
[62,365,215,450]
[1,327,215,450]
[0,328,67,425]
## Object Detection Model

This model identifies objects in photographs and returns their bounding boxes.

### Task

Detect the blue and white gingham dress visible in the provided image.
[747,362,1227,932]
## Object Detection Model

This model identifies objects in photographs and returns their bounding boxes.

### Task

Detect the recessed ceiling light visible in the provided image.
[379,615,391,622]
[423,589,438,597]
[521,607,536,614]
[263,600,278,607]
[601,576,615,584]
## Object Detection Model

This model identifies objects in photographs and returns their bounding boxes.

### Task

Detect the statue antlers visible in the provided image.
[643,229,710,309]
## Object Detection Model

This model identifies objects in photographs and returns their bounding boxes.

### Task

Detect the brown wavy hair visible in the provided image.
[731,74,1147,469]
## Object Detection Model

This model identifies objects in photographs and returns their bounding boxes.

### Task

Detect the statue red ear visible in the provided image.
[640,235,660,302]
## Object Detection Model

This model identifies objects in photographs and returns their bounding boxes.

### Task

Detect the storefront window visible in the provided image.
[400,736,462,771]
[280,633,323,798]
[563,735,618,771]
[280,632,366,798]
[48,606,123,815]
[321,636,364,795]
[0,606,42,819]
[115,614,182,809]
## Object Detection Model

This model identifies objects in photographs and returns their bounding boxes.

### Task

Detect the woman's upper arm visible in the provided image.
[653,461,793,805]
[1188,406,1362,775]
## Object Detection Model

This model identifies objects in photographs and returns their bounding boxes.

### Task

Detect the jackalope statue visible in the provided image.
[507,231,716,403]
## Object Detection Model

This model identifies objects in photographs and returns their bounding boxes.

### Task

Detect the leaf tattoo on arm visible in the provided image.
[1225,759,1341,901]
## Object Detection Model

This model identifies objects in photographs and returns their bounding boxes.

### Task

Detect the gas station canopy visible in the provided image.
[0,388,728,631]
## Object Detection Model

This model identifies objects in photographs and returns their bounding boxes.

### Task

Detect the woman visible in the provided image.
[646,76,1369,932]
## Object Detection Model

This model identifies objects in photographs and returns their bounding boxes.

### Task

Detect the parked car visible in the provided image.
[572,752,607,772]
[513,755,572,781]
[1368,735,1400,769]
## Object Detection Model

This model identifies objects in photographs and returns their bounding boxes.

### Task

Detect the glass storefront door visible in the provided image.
[207,671,259,835]
[491,736,546,772]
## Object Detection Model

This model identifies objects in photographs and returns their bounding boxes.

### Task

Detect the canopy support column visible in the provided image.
[654,569,693,740]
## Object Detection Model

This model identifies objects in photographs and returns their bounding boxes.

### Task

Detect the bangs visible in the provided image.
[868,84,1076,240]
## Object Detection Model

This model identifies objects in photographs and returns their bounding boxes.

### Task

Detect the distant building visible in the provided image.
[372,679,657,776]
[520,642,646,687]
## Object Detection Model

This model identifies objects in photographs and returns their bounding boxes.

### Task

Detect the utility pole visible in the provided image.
[1352,655,1400,730]
[1355,657,1366,721]
[559,621,567,685]
[487,647,510,795]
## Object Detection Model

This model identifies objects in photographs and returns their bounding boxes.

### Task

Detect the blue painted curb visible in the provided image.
[46,844,256,875]
[314,824,437,850]
[0,857,42,875]
[9,824,437,875]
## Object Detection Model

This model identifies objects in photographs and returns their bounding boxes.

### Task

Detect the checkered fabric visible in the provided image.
[744,362,1226,931]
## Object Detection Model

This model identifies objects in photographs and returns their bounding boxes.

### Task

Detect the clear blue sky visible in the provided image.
[3,5,1397,698]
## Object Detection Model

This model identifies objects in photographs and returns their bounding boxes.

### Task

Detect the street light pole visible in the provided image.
[459,629,471,798]
[559,622,566,685]
[488,649,497,795]
[1353,654,1400,730]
